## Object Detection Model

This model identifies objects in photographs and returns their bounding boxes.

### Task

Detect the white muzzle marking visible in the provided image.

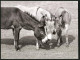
[42,33,53,43]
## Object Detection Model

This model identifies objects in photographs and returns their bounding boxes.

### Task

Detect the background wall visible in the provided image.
[1,1,78,19]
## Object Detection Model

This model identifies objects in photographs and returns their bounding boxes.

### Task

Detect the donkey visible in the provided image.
[54,7,71,47]
[1,7,52,50]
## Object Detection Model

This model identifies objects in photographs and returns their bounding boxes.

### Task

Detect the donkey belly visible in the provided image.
[1,20,13,29]
[22,24,34,30]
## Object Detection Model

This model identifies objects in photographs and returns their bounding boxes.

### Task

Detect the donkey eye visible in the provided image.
[55,17,57,19]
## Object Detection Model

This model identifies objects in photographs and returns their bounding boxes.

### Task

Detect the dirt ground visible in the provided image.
[1,1,78,59]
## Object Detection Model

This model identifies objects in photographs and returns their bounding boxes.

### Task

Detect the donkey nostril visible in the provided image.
[46,39,50,43]
[53,31,56,34]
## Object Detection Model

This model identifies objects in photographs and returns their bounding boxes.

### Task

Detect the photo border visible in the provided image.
[0,0,79,59]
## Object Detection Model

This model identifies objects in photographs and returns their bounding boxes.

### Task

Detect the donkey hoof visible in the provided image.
[17,49,20,51]
[57,44,60,47]
[66,43,69,47]
[66,44,69,47]
[36,47,39,50]
[50,45,52,49]
[15,47,20,51]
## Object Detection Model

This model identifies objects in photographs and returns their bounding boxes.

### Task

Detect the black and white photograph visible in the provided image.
[1,1,78,59]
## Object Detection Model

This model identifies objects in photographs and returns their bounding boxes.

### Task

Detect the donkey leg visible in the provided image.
[12,28,14,36]
[57,36,63,47]
[39,40,44,48]
[60,36,63,45]
[65,24,69,47]
[57,32,61,47]
[36,39,40,50]
[13,28,21,51]
[65,33,69,47]
[57,29,62,47]
[57,37,60,47]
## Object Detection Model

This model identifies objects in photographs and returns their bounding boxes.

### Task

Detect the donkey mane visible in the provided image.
[25,12,38,22]
[19,10,41,28]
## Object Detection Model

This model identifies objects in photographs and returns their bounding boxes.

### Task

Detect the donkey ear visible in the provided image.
[38,16,46,27]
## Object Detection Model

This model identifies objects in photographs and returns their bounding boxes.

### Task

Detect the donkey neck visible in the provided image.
[21,13,40,30]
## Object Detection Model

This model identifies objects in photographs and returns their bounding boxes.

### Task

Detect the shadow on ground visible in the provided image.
[50,35,75,49]
[1,35,75,50]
